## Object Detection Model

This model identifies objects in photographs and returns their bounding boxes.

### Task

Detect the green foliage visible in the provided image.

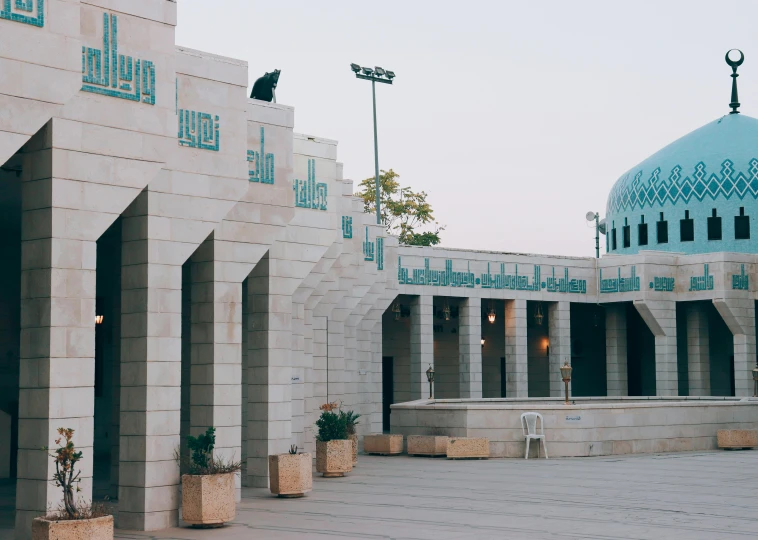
[187,427,215,471]
[315,411,348,442]
[184,427,242,475]
[356,169,444,246]
[340,410,361,436]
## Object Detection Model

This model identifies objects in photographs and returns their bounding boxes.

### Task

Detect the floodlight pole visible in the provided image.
[372,79,381,225]
[595,214,600,259]
[353,66,394,226]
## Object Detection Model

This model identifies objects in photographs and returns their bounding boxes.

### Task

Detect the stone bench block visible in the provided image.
[408,435,449,457]
[717,429,758,449]
[363,434,403,455]
[447,437,489,459]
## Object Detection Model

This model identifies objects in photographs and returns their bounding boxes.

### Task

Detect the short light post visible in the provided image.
[560,360,573,405]
[350,63,395,225]
[426,364,435,400]
[752,360,758,397]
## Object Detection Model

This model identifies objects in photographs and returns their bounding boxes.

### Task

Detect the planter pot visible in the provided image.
[364,434,403,455]
[269,453,312,497]
[182,472,236,527]
[717,429,758,449]
[32,515,113,540]
[348,434,358,465]
[316,439,352,477]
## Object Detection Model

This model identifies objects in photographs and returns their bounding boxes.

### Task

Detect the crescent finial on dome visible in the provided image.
[726,49,744,114]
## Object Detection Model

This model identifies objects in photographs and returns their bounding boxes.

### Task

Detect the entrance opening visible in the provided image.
[627,303,656,396]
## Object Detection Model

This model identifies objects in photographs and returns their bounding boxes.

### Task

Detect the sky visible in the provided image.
[176,0,758,257]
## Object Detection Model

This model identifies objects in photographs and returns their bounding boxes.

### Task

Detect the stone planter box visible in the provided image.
[269,453,312,497]
[717,429,758,449]
[447,437,489,459]
[348,434,358,465]
[182,472,236,527]
[316,440,352,477]
[408,435,448,457]
[363,434,403,455]
[32,515,113,540]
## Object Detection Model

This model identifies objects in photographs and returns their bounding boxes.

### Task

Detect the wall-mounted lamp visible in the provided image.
[487,302,496,324]
[392,302,401,321]
[95,315,104,325]
[481,337,485,346]
[443,301,451,321]
[534,302,544,326]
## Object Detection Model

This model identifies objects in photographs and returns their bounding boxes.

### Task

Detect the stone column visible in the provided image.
[633,300,678,396]
[686,303,710,396]
[189,235,242,500]
[410,295,433,399]
[118,194,182,531]
[548,301,571,398]
[15,166,96,535]
[713,297,756,397]
[505,299,528,397]
[458,297,482,399]
[246,253,292,488]
[605,304,628,396]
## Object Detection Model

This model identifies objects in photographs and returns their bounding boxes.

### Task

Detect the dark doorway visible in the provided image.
[382,356,394,433]
[500,357,506,397]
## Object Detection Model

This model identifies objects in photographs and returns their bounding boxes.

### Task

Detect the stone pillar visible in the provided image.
[712,297,756,397]
[505,299,528,397]
[246,253,292,488]
[118,195,182,531]
[16,172,96,536]
[548,301,571,398]
[189,235,242,500]
[633,300,678,396]
[686,303,711,396]
[410,295,433,399]
[605,304,628,397]
[458,297,482,399]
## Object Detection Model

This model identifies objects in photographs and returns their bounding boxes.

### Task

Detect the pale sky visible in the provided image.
[176,0,758,257]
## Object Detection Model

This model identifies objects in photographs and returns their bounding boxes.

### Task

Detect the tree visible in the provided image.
[356,169,444,246]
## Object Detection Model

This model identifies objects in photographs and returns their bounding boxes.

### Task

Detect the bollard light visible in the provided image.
[426,364,435,399]
[560,360,573,405]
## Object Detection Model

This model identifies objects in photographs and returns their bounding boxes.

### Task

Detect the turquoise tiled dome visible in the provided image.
[605,113,758,255]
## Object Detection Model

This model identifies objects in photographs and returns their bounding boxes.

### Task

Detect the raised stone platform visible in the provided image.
[717,429,758,449]
[391,397,758,458]
[363,434,403,455]
[407,435,449,456]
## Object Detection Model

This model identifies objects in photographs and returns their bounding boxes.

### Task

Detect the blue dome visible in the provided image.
[605,113,758,255]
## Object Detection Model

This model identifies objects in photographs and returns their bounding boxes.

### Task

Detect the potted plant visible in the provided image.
[32,428,113,540]
[315,402,352,477]
[341,410,361,466]
[269,445,312,498]
[181,427,242,528]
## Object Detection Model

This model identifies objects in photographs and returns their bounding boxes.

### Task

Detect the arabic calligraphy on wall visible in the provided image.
[342,216,353,239]
[293,159,327,210]
[1,0,44,27]
[732,264,749,291]
[178,110,220,151]
[649,277,675,292]
[377,237,384,271]
[361,227,384,271]
[599,267,640,294]
[397,258,587,293]
[248,126,274,183]
[363,227,375,262]
[689,264,714,291]
[82,13,156,105]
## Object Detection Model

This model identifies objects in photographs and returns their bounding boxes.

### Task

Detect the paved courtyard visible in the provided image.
[3,451,758,539]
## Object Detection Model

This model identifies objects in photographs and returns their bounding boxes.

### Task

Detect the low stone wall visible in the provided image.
[390,397,758,458]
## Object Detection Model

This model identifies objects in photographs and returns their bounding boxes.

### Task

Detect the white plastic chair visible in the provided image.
[520,412,548,459]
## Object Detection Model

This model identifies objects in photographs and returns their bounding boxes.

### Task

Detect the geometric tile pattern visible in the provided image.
[178,109,220,151]
[607,159,758,214]
[248,126,274,183]
[1,0,44,27]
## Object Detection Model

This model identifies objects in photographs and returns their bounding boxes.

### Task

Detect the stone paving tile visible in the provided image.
[2,452,758,539]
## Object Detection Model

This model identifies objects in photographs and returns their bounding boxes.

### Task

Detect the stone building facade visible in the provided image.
[1,1,757,539]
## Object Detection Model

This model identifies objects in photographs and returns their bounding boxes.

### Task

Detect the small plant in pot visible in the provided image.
[32,428,113,540]
[341,410,361,466]
[268,444,312,498]
[315,402,352,477]
[180,427,242,528]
